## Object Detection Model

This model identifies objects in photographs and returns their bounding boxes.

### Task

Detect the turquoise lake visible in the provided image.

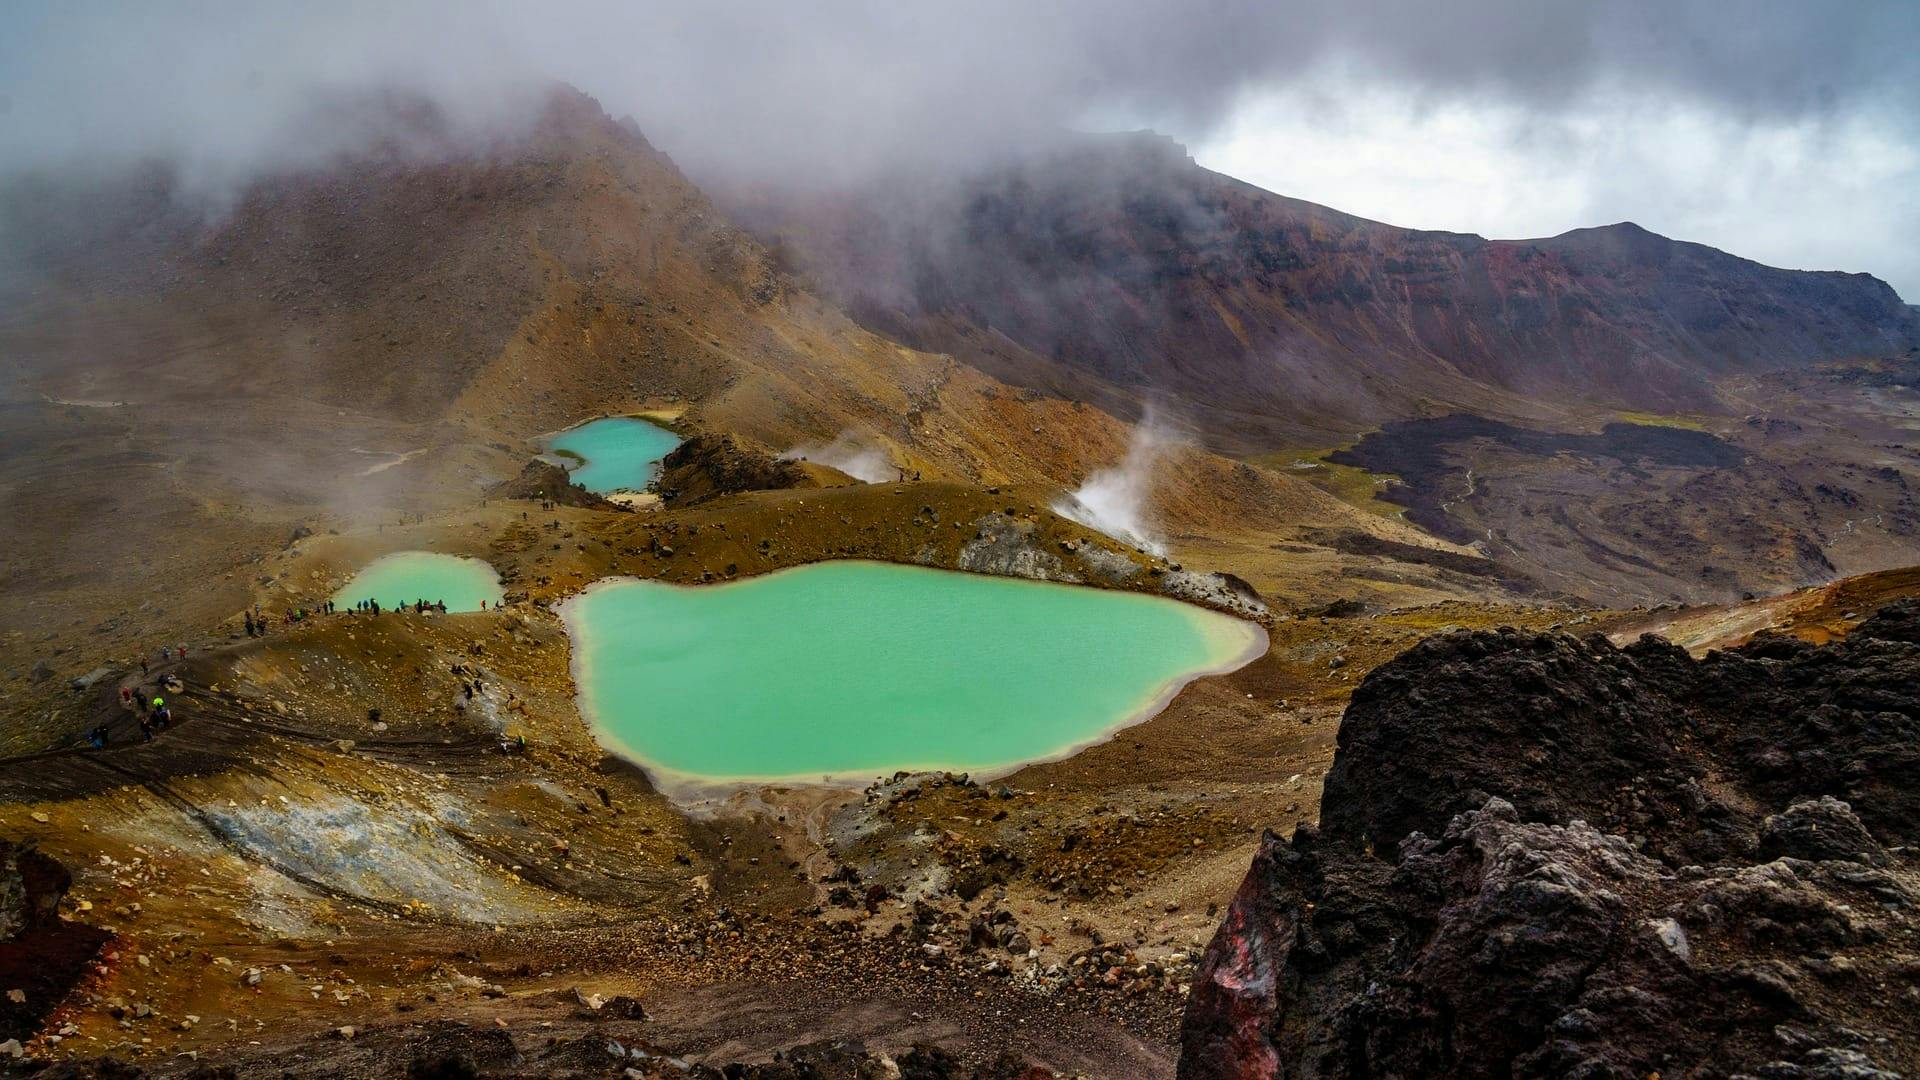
[562,561,1263,785]
[546,417,681,493]
[333,552,503,612]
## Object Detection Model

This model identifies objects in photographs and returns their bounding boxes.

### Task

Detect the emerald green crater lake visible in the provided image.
[546,417,680,493]
[562,561,1264,785]
[333,552,502,612]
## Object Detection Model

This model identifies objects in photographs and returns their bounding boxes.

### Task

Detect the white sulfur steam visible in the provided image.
[780,432,894,484]
[1053,410,1174,557]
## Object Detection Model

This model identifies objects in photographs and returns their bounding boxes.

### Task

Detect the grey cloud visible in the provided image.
[3,1,1914,178]
[0,1,1915,287]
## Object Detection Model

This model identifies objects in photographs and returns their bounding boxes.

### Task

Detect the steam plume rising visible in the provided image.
[1053,409,1175,557]
[780,432,893,484]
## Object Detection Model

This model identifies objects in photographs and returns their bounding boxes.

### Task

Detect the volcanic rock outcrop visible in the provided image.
[488,459,625,510]
[654,433,817,506]
[0,840,107,1043]
[1180,602,1920,1078]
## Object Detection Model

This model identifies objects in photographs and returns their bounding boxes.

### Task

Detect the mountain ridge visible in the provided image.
[725,130,1918,446]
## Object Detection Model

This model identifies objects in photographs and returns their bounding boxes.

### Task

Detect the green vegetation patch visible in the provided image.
[1610,410,1711,432]
[1248,445,1405,519]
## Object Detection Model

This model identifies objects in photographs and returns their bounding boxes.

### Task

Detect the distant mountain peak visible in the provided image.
[725,141,1920,436]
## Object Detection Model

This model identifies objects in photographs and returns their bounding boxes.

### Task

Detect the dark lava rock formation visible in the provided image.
[19,1030,1058,1078]
[1180,603,1920,1079]
[1327,414,1750,544]
[655,433,814,507]
[487,459,624,510]
[0,840,108,1043]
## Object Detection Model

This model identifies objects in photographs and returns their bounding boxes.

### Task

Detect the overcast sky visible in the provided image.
[3,0,1916,298]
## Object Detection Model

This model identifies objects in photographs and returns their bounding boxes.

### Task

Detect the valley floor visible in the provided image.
[0,425,1595,1075]
[3,378,1916,1076]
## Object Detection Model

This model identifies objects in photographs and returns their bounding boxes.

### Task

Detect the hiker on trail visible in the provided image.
[176,645,186,661]
[138,714,153,742]
[120,686,133,707]
[480,599,488,611]
[244,612,256,637]
[87,725,107,749]
[140,656,149,676]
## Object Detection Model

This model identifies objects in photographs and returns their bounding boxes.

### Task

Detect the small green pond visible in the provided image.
[546,417,680,493]
[332,552,502,612]
[562,561,1263,786]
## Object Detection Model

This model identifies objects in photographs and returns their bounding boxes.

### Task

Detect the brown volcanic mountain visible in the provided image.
[2,88,1454,685]
[726,132,1919,446]
[5,86,1919,641]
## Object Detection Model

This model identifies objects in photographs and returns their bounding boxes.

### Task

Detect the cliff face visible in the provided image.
[654,433,817,506]
[1178,603,1920,1078]
[731,133,1920,438]
[0,840,105,1042]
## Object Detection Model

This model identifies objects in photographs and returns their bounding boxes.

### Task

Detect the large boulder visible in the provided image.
[487,459,623,510]
[1180,601,1920,1079]
[654,433,816,507]
[0,841,70,942]
[0,840,108,1043]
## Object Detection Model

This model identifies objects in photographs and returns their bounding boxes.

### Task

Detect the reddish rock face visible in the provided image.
[1179,602,1920,1079]
[0,840,108,1043]
[730,132,1919,440]
[1177,833,1288,1080]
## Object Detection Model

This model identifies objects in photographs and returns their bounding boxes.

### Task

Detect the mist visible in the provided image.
[780,433,894,485]
[1053,409,1179,558]
[1,2,1917,293]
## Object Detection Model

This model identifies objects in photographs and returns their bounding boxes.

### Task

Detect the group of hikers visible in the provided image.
[242,600,348,636]
[83,586,482,753]
[88,682,177,748]
[239,596,458,637]
[349,597,449,615]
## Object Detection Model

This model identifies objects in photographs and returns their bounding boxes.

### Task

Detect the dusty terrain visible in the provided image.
[0,460,1574,1075]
